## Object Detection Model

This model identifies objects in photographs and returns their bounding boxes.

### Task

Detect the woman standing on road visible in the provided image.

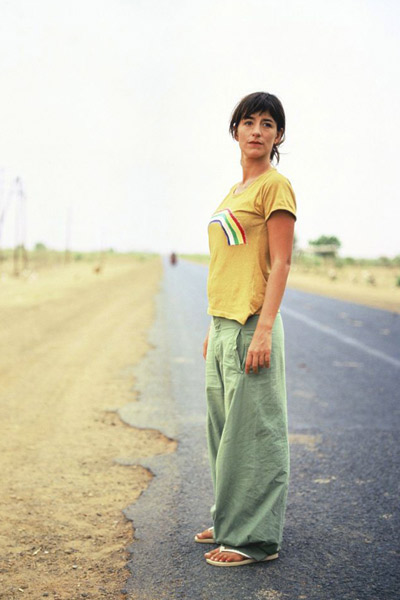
[195,92,296,567]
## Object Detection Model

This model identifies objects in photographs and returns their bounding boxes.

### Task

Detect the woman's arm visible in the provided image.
[245,210,295,374]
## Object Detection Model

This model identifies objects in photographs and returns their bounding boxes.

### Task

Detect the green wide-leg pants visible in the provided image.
[205,313,289,561]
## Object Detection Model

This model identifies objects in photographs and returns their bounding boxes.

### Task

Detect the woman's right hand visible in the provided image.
[203,331,209,360]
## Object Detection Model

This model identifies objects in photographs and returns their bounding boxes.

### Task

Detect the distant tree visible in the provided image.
[378,256,391,267]
[308,235,341,258]
[309,235,341,248]
[34,242,47,251]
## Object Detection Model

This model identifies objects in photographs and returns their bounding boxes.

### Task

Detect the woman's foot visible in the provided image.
[194,527,215,543]
[204,546,247,563]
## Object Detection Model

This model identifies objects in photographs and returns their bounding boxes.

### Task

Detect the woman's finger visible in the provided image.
[245,352,253,374]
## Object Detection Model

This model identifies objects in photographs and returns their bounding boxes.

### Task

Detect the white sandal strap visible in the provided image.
[219,545,251,559]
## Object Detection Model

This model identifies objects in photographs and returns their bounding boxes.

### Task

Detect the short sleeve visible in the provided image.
[261,175,297,222]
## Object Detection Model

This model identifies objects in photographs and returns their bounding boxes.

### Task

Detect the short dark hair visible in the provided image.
[229,92,286,164]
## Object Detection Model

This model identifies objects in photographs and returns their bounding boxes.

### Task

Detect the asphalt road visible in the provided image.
[119,259,400,600]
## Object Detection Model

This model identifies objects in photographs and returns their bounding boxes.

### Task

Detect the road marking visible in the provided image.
[282,307,400,369]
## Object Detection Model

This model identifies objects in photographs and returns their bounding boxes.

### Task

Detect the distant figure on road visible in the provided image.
[195,92,297,566]
[169,252,178,266]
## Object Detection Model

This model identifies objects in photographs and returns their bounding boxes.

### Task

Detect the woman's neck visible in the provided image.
[240,156,273,184]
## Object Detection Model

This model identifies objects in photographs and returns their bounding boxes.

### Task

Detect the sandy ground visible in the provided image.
[287,266,400,313]
[182,255,400,314]
[0,257,176,600]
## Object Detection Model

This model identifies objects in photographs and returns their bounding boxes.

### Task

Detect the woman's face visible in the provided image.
[235,111,283,162]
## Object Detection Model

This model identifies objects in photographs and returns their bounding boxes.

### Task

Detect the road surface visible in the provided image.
[120,259,400,600]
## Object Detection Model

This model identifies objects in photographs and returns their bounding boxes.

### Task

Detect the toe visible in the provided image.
[219,552,245,563]
[196,527,213,539]
[205,547,248,563]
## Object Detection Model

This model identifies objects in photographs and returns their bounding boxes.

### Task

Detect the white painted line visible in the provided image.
[282,307,400,369]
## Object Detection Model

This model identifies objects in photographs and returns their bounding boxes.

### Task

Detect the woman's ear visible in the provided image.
[275,128,284,144]
[233,127,239,141]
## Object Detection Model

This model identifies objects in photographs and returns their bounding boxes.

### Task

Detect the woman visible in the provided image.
[195,92,296,567]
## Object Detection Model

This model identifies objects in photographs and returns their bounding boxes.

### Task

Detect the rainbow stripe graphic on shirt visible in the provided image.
[209,208,247,246]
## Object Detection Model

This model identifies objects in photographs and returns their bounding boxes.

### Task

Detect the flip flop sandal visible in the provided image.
[194,526,216,544]
[205,545,279,567]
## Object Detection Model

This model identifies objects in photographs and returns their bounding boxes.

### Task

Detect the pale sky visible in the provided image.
[0,0,399,257]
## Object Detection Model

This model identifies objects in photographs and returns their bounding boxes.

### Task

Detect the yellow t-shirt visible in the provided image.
[207,168,296,325]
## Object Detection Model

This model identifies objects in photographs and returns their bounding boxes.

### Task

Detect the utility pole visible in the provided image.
[0,168,5,264]
[13,177,28,276]
[94,227,106,274]
[0,169,13,265]
[65,205,72,264]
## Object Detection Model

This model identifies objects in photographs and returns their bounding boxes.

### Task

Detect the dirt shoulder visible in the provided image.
[182,256,400,314]
[287,268,400,314]
[0,257,176,600]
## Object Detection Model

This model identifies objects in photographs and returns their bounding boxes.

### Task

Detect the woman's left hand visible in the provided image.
[245,329,272,374]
